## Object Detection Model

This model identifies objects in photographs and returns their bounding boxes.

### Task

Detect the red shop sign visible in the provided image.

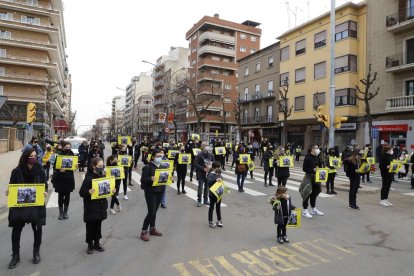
[375,124,408,132]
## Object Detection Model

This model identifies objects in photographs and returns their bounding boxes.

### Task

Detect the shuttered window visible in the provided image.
[313,92,326,108]
[295,96,305,111]
[280,72,289,86]
[295,67,306,83]
[280,46,290,61]
[314,61,326,79]
[295,39,306,55]
[314,31,326,49]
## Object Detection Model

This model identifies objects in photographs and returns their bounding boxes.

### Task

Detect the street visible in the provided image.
[0,147,413,276]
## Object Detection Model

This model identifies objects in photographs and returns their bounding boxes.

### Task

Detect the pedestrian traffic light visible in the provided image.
[334,116,348,129]
[316,105,330,128]
[26,102,37,124]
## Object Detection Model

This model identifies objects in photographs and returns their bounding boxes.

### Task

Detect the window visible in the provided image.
[279,99,288,112]
[255,84,260,94]
[295,96,305,111]
[406,80,414,96]
[27,0,39,6]
[0,12,12,20]
[192,35,197,41]
[335,55,357,74]
[222,57,230,63]
[255,62,261,72]
[250,49,256,54]
[0,48,6,57]
[407,38,414,64]
[267,105,273,122]
[240,47,246,52]
[240,33,247,40]
[314,31,326,49]
[251,36,257,42]
[244,67,249,76]
[224,98,231,103]
[244,87,248,100]
[314,61,326,79]
[335,88,357,106]
[211,69,219,75]
[0,85,3,96]
[254,107,260,122]
[222,70,230,76]
[268,56,274,67]
[280,72,289,86]
[0,30,11,39]
[212,56,220,61]
[243,110,248,123]
[0,67,4,76]
[335,21,357,41]
[280,46,289,61]
[267,80,273,92]
[225,84,232,90]
[295,39,306,55]
[313,92,326,108]
[295,67,306,83]
[21,15,40,25]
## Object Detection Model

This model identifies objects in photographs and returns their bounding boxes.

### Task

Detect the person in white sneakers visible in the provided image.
[379,145,394,207]
[302,145,324,218]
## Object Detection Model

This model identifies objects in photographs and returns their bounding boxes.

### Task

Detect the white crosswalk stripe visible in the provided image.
[402,192,414,196]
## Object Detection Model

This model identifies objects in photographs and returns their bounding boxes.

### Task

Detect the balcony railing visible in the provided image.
[386,7,414,32]
[154,79,164,88]
[385,52,414,72]
[242,116,277,124]
[198,45,235,57]
[385,95,414,111]
[199,31,235,45]
[240,91,276,103]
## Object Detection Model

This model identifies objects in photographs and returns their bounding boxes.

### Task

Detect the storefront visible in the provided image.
[334,123,357,152]
[373,123,412,149]
[287,125,306,147]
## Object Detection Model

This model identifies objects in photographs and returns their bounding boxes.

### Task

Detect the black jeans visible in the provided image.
[250,170,254,178]
[122,169,129,194]
[58,192,70,209]
[277,176,288,187]
[12,223,42,251]
[327,173,335,191]
[208,195,222,222]
[381,174,393,200]
[134,154,140,168]
[349,176,360,207]
[177,170,186,191]
[110,180,121,208]
[277,217,288,237]
[361,172,370,181]
[142,191,163,230]
[303,181,321,209]
[190,162,195,180]
[43,163,50,181]
[264,170,274,185]
[85,220,102,244]
[197,173,208,202]
[79,159,86,171]
[295,155,300,162]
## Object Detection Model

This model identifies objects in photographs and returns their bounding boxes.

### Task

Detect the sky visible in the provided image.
[64,0,358,134]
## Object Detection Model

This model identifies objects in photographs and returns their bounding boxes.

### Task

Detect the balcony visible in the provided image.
[242,116,278,125]
[385,95,414,112]
[0,73,49,86]
[0,0,60,16]
[198,58,237,71]
[198,45,235,58]
[153,70,164,80]
[386,7,414,33]
[0,36,56,52]
[0,16,59,35]
[385,52,414,73]
[154,79,164,89]
[240,91,276,104]
[199,31,235,45]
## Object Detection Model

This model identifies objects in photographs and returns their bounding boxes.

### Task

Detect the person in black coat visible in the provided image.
[185,140,197,182]
[194,142,215,206]
[79,157,113,254]
[133,139,141,169]
[344,150,361,209]
[379,145,395,207]
[263,146,275,187]
[126,143,134,186]
[107,155,122,214]
[88,143,103,167]
[234,146,248,192]
[174,146,188,194]
[7,148,48,269]
[247,143,255,179]
[140,149,166,241]
[213,140,226,171]
[78,141,88,172]
[206,161,223,228]
[118,145,131,200]
[52,141,76,220]
[275,147,290,187]
[269,186,296,244]
[326,148,338,194]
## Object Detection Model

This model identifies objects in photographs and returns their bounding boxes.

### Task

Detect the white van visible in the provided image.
[64,136,87,156]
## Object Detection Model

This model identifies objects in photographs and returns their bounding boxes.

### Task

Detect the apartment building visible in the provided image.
[237,42,280,143]
[111,95,125,136]
[123,72,152,136]
[277,2,366,150]
[365,0,414,150]
[135,94,153,140]
[0,0,70,136]
[95,117,110,141]
[186,14,261,142]
[151,46,189,141]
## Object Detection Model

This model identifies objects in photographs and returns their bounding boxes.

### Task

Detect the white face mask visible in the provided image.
[389,150,394,155]
[204,146,210,152]
[314,149,321,156]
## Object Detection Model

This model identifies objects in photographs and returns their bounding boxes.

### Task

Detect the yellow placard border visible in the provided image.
[8,184,45,208]
[91,177,115,200]
[153,169,172,186]
[105,166,125,180]
[55,155,78,170]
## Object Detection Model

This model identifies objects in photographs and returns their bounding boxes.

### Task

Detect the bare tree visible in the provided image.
[279,83,293,146]
[1,104,20,126]
[68,110,76,133]
[233,97,243,141]
[355,64,380,145]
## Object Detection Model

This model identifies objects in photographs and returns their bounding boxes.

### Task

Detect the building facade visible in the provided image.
[277,2,367,151]
[135,94,153,140]
[237,42,280,144]
[364,0,414,152]
[0,0,70,137]
[111,95,125,137]
[186,14,262,142]
[95,117,110,141]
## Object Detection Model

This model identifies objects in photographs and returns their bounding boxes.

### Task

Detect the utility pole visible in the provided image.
[328,0,336,148]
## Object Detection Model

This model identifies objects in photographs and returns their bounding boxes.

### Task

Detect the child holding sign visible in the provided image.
[207,162,224,228]
[269,187,296,244]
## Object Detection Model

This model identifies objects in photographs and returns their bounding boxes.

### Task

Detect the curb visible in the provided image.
[335,184,379,194]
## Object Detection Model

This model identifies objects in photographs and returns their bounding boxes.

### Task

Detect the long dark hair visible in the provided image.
[18,148,37,169]
[106,155,117,166]
[347,149,360,164]
[88,157,103,172]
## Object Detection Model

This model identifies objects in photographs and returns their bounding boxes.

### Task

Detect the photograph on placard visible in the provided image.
[358,163,371,174]
[178,154,191,164]
[287,208,302,228]
[215,147,226,155]
[329,157,342,168]
[105,166,125,180]
[167,150,179,159]
[209,181,225,201]
[118,136,131,145]
[153,169,172,186]
[315,168,329,182]
[91,177,115,200]
[56,155,78,170]
[279,156,294,168]
[8,184,45,208]
[239,154,250,164]
[118,155,132,167]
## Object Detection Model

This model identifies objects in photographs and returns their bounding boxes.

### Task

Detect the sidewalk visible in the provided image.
[0,149,22,213]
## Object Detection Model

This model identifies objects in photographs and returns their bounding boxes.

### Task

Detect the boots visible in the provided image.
[150,227,163,236]
[58,207,63,220]
[8,250,20,269]
[140,230,150,241]
[32,247,41,264]
[331,184,337,194]
[326,186,332,194]
[87,243,94,254]
[63,205,69,220]
[264,180,268,187]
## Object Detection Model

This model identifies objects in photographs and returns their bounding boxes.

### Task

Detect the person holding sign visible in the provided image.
[269,187,296,244]
[207,162,224,228]
[361,145,373,184]
[52,142,76,220]
[379,146,395,207]
[118,146,131,200]
[6,148,48,269]
[79,158,114,254]
[174,146,188,194]
[234,146,248,192]
[194,142,215,207]
[275,147,290,187]
[247,143,255,179]
[263,146,275,187]
[326,149,339,195]
[107,155,122,215]
[344,150,362,209]
[140,149,166,241]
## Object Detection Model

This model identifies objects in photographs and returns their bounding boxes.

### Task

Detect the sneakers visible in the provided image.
[140,231,150,241]
[331,190,337,195]
[117,203,122,212]
[124,195,128,200]
[204,200,210,206]
[310,208,324,216]
[182,190,187,194]
[349,205,360,210]
[302,209,313,219]
[197,201,202,207]
[150,227,163,236]
[87,243,94,254]
[110,209,116,215]
[209,221,216,228]
[161,203,167,209]
[93,242,105,252]
[380,200,390,207]
[385,200,393,206]
[216,220,223,228]
[282,236,290,243]
[277,237,284,244]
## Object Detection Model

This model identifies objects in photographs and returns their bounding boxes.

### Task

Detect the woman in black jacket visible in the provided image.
[276,147,290,187]
[7,148,48,269]
[52,141,76,220]
[345,150,361,209]
[107,155,122,214]
[379,145,394,207]
[174,146,188,194]
[79,157,112,254]
[263,146,275,187]
[207,161,223,228]
[140,149,166,241]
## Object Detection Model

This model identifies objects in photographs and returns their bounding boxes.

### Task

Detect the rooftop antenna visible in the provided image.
[284,1,291,29]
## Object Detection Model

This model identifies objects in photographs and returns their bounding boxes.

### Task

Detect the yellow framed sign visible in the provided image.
[215,147,226,155]
[167,150,179,159]
[225,142,232,149]
[286,208,302,228]
[192,148,202,156]
[160,160,174,171]
[269,158,274,168]
[8,184,45,207]
[279,156,294,168]
[118,136,131,145]
[153,169,172,186]
[91,177,115,200]
[178,154,191,165]
[146,153,152,162]
[162,143,170,148]
[191,134,200,140]
[141,146,148,153]
[389,161,402,173]
[248,160,255,171]
[358,163,371,174]
[329,157,342,168]
[105,166,125,180]
[55,155,78,170]
[239,154,250,164]
[118,155,132,167]
[315,168,329,183]
[366,157,375,165]
[209,180,225,201]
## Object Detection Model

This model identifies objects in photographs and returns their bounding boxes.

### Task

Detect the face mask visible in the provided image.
[95,167,104,176]
[204,146,210,152]
[154,157,162,166]
[180,148,185,152]
[64,149,71,153]
[389,150,394,155]
[111,161,118,166]
[27,157,37,165]
[315,149,321,156]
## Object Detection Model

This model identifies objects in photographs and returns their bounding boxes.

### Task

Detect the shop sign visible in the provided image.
[375,124,408,132]
[337,123,357,130]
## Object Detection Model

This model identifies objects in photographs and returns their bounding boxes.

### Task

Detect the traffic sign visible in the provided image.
[371,127,379,139]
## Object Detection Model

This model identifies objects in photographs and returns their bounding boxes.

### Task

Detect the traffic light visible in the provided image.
[26,102,37,124]
[316,105,330,128]
[334,116,348,129]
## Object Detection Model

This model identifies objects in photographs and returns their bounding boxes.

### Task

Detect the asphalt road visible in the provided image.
[0,148,413,276]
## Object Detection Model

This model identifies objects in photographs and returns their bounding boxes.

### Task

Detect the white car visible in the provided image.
[64,136,87,156]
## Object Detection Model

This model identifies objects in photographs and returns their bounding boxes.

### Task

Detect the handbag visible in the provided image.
[237,164,247,173]
[299,173,312,199]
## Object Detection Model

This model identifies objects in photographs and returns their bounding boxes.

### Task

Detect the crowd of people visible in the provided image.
[4,133,414,269]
